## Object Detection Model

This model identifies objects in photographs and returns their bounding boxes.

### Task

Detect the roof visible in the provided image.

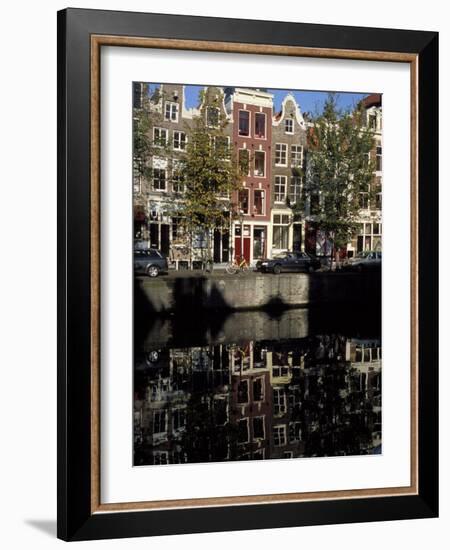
[362,93,382,109]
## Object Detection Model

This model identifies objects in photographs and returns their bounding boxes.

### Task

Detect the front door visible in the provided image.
[234,225,251,264]
[293,223,302,251]
[253,227,266,260]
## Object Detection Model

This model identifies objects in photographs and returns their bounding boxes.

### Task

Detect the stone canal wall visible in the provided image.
[136,272,381,314]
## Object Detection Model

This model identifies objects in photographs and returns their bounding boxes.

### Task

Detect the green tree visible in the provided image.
[175,90,243,266]
[301,94,376,261]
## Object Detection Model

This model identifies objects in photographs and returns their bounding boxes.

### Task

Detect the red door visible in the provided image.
[234,237,251,264]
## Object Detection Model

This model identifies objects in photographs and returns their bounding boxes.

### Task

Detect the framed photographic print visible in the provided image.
[57,8,438,541]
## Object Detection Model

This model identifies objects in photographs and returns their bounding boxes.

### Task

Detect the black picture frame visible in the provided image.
[57,8,438,541]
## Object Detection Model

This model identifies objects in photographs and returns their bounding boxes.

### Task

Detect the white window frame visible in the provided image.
[273,424,287,447]
[252,376,265,401]
[237,418,250,444]
[153,127,168,147]
[172,407,187,431]
[252,416,266,441]
[275,143,288,166]
[272,213,290,250]
[254,150,266,178]
[285,118,294,134]
[273,388,287,415]
[254,112,267,140]
[237,379,249,403]
[253,189,266,216]
[153,409,167,434]
[152,167,167,192]
[238,109,251,137]
[376,145,382,172]
[291,144,303,167]
[274,175,287,203]
[238,148,251,176]
[206,106,220,128]
[289,421,302,443]
[152,451,169,465]
[289,176,302,204]
[173,130,186,151]
[164,101,179,122]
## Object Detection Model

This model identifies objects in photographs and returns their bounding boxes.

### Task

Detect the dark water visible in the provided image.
[134,306,381,466]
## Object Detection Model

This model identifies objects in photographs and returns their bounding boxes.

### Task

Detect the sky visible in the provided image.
[148,83,371,116]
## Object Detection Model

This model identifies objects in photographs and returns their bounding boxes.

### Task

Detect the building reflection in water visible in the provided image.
[134,331,382,466]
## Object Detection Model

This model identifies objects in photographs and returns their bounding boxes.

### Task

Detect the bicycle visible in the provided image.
[225,256,250,275]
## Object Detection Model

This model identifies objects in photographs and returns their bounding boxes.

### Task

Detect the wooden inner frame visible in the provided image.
[90,35,419,514]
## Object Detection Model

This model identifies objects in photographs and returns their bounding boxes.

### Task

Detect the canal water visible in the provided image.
[134,305,381,466]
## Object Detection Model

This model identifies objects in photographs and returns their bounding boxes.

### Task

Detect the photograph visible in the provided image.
[132,83,383,467]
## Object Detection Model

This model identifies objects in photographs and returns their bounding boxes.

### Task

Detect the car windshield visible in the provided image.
[273,253,289,259]
[356,251,370,258]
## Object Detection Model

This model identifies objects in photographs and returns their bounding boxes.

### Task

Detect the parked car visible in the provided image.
[256,252,321,274]
[345,251,382,272]
[134,249,168,277]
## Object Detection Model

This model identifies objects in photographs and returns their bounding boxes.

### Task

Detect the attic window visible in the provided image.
[285,118,294,133]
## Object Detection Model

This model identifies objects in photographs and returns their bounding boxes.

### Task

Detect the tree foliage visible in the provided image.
[302,93,376,249]
[175,90,242,244]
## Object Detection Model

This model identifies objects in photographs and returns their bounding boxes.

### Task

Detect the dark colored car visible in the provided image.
[256,251,321,274]
[345,251,382,272]
[134,249,168,277]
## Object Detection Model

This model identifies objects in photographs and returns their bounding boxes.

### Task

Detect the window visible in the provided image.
[376,145,382,171]
[368,114,377,130]
[214,136,230,154]
[164,101,179,122]
[172,217,186,240]
[289,422,302,442]
[152,451,168,465]
[272,214,290,249]
[289,176,302,204]
[359,192,369,209]
[238,189,249,215]
[206,106,220,128]
[153,410,167,433]
[376,193,382,209]
[153,168,167,191]
[253,190,265,215]
[274,175,287,202]
[133,158,142,194]
[172,170,185,193]
[291,145,303,167]
[238,418,249,443]
[238,149,250,175]
[273,365,289,378]
[356,222,382,252]
[173,408,186,431]
[238,110,250,136]
[153,127,168,147]
[254,112,266,138]
[273,425,287,446]
[273,388,287,415]
[254,151,265,177]
[253,377,264,401]
[172,451,187,464]
[275,143,287,165]
[237,380,249,403]
[285,118,294,133]
[173,131,186,151]
[310,193,320,215]
[253,417,265,440]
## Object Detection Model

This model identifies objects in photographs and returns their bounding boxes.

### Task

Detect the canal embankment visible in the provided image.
[135,271,381,314]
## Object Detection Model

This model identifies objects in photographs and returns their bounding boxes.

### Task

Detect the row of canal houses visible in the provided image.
[134,336,382,465]
[133,83,382,268]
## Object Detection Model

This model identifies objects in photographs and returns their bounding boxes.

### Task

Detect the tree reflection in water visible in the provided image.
[134,330,381,466]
